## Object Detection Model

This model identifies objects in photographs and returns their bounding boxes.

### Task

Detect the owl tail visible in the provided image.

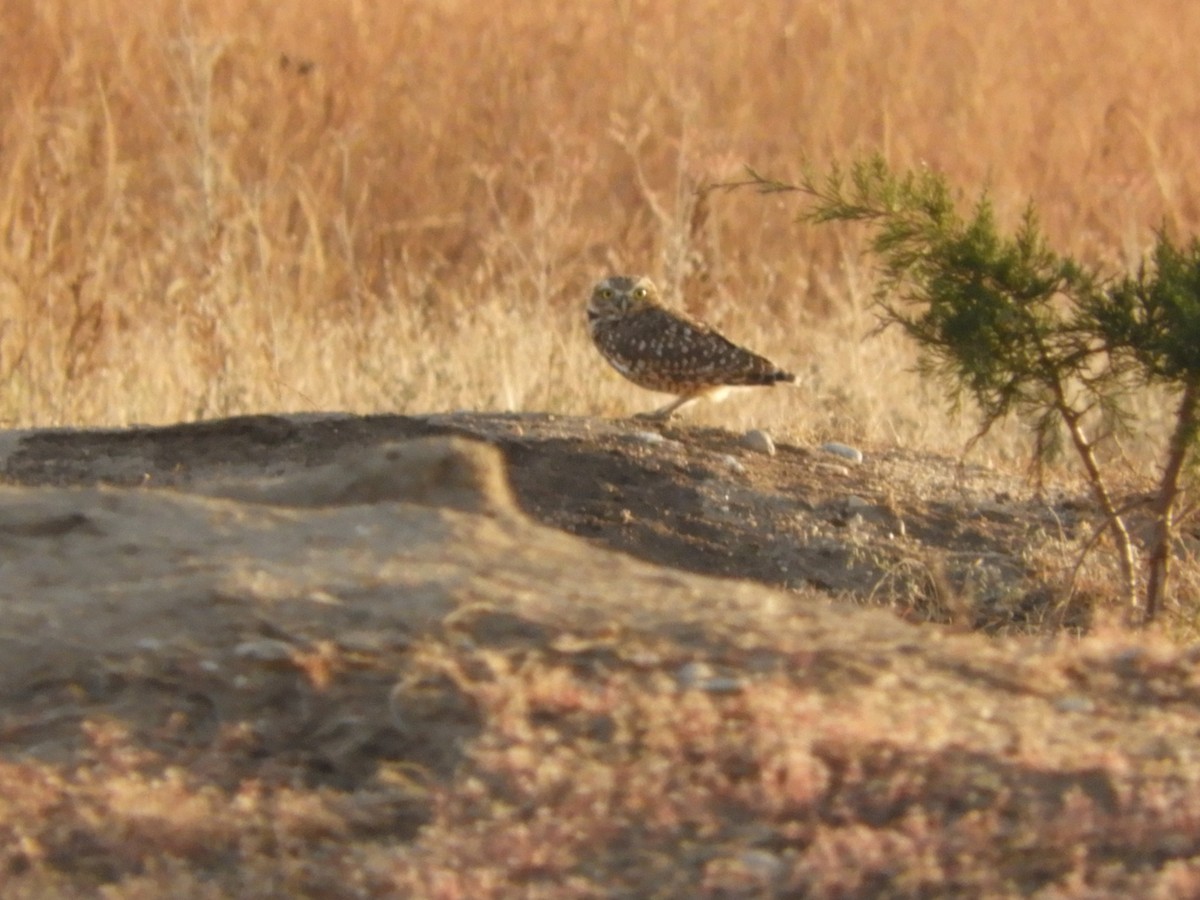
[733,359,795,386]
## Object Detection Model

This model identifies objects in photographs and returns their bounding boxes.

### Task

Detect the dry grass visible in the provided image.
[4,0,1200,461]
[3,625,1200,897]
[7,6,1200,895]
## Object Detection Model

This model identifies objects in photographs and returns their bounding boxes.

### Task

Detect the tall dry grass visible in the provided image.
[3,0,1200,461]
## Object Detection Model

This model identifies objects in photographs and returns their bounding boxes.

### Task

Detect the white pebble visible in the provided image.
[676,661,713,687]
[739,849,785,881]
[696,676,744,694]
[1053,695,1095,714]
[741,429,776,456]
[676,661,743,693]
[719,454,746,474]
[821,441,864,463]
[233,639,295,663]
[631,431,666,444]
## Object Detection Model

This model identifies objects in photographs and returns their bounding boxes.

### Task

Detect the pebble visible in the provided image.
[1053,695,1095,714]
[337,630,412,653]
[1114,647,1145,667]
[676,661,713,686]
[719,454,746,474]
[821,441,864,463]
[677,661,744,693]
[696,676,744,694]
[738,849,786,882]
[816,462,851,477]
[233,638,295,663]
[741,429,776,456]
[631,431,666,444]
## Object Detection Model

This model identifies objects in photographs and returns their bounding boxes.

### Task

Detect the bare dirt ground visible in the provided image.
[0,413,1197,897]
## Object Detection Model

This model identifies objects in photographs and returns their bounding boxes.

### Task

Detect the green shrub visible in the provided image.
[736,157,1200,623]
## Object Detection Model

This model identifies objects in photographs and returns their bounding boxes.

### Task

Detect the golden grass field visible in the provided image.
[7,7,1200,895]
[5,0,1200,462]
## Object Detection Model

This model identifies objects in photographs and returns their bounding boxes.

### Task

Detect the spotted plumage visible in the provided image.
[586,275,794,420]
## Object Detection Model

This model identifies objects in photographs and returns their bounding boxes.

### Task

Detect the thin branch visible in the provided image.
[1145,377,1200,620]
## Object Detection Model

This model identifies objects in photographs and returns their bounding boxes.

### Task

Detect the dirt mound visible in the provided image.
[3,411,1090,627]
[0,414,1195,897]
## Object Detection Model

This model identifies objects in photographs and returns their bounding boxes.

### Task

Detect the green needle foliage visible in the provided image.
[737,156,1200,623]
[1095,237,1200,381]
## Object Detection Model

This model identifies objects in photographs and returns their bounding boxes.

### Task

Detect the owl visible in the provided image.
[587,275,794,420]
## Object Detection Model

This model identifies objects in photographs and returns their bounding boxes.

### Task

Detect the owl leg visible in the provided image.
[636,392,703,421]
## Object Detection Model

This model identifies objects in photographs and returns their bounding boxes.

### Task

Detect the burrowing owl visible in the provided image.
[587,275,794,420]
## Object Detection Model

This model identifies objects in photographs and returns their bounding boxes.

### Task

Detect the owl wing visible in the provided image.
[618,307,791,386]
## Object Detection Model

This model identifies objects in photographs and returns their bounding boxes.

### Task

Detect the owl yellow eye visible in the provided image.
[601,288,614,300]
[633,287,647,299]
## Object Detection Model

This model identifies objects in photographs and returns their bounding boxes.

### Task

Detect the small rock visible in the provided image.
[719,454,746,474]
[1053,695,1095,714]
[234,638,295,664]
[337,630,411,654]
[677,661,714,687]
[677,661,744,693]
[1114,647,1145,668]
[741,429,776,456]
[631,431,666,444]
[821,441,864,463]
[696,676,744,694]
[815,462,851,477]
[739,849,786,882]
[624,649,663,668]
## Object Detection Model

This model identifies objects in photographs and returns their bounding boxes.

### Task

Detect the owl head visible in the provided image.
[587,275,661,326]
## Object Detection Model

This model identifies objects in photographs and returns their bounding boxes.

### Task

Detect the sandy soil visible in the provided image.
[0,413,1196,897]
